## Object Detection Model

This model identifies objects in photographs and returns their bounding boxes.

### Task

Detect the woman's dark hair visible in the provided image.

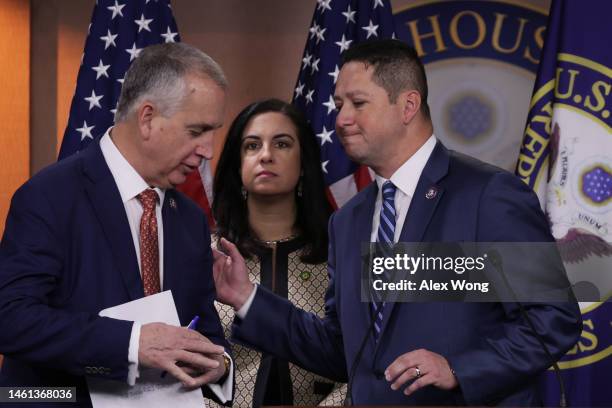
[213,98,332,264]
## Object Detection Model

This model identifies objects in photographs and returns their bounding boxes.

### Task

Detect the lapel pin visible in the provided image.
[425,186,438,200]
[169,198,177,209]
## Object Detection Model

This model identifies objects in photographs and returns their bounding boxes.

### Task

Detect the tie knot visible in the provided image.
[138,189,158,210]
[382,181,396,200]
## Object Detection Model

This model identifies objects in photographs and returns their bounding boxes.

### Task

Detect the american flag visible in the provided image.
[292,0,396,208]
[59,0,215,225]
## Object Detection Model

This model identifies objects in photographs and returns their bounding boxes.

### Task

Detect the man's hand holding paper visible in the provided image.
[139,322,225,388]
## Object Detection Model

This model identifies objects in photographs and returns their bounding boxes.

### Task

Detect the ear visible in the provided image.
[136,102,156,141]
[399,90,421,125]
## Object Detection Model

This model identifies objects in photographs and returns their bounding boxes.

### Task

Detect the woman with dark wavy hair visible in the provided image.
[210,99,343,407]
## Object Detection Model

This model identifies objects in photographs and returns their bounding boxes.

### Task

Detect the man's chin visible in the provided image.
[167,174,188,189]
[344,149,365,164]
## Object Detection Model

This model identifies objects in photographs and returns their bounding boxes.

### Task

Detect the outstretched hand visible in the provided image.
[212,238,254,310]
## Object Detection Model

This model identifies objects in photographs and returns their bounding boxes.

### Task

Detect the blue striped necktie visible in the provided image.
[373,180,397,341]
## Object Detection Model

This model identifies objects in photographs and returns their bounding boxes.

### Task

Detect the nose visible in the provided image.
[335,104,354,131]
[195,133,214,161]
[259,142,273,163]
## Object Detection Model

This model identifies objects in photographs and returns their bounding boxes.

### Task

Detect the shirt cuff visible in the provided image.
[127,321,141,386]
[235,285,258,319]
[206,352,234,403]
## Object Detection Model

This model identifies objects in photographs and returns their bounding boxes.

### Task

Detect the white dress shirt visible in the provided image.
[370,135,437,243]
[237,135,437,319]
[100,130,232,402]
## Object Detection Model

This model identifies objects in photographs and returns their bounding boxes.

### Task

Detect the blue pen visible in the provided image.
[187,315,200,330]
[161,315,200,378]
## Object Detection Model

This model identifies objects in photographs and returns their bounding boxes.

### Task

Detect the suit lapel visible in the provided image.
[161,191,180,292]
[375,142,450,345]
[350,184,378,339]
[82,142,144,300]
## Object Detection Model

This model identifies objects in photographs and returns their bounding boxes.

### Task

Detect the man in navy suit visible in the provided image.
[0,43,232,405]
[213,40,582,405]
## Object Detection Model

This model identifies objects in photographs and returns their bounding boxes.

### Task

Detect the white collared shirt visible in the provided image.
[100,130,166,285]
[370,135,437,243]
[100,129,165,386]
[99,129,232,402]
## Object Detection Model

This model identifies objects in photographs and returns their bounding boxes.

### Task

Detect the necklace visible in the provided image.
[254,233,299,246]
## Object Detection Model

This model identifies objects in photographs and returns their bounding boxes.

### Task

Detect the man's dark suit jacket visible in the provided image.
[0,141,228,406]
[232,142,582,406]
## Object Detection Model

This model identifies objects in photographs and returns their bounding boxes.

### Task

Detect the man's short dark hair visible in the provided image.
[341,39,430,119]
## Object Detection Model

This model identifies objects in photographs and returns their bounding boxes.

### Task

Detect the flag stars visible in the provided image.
[342,5,356,23]
[134,14,154,33]
[305,89,315,104]
[315,27,326,44]
[317,0,332,13]
[302,52,312,70]
[126,43,142,61]
[373,0,385,8]
[335,34,352,53]
[317,126,334,146]
[76,121,95,141]
[100,29,118,49]
[309,23,320,40]
[322,95,337,115]
[84,90,103,110]
[362,20,379,39]
[107,0,125,19]
[91,59,110,79]
[321,160,329,174]
[329,65,340,83]
[294,81,305,98]
[161,27,178,43]
[310,58,320,74]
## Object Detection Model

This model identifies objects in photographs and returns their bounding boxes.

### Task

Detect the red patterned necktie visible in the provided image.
[137,189,160,296]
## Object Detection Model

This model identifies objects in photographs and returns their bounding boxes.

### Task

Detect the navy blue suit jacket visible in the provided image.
[0,141,227,405]
[232,143,581,406]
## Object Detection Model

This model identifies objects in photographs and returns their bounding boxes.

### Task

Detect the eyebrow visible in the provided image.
[333,90,370,100]
[187,123,221,132]
[242,133,295,140]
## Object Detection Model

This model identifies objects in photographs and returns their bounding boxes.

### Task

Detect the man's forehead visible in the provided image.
[335,63,376,96]
[340,60,374,74]
[184,73,225,95]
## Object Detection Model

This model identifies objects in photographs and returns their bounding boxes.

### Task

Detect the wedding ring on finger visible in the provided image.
[414,366,421,379]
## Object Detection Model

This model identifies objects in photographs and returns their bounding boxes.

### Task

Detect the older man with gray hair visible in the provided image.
[0,42,233,406]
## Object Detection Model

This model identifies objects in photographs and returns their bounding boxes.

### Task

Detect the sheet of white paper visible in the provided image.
[87,290,205,408]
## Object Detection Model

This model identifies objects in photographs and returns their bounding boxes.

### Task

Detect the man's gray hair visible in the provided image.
[114,42,227,123]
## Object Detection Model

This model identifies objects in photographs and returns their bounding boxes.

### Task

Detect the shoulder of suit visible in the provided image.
[444,149,532,201]
[446,149,518,184]
[17,149,85,198]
